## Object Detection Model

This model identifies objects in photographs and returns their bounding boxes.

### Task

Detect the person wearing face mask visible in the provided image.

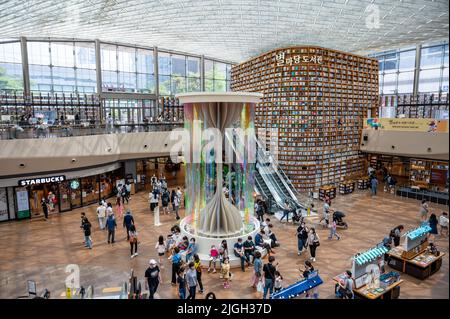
[185,238,198,262]
[296,221,309,256]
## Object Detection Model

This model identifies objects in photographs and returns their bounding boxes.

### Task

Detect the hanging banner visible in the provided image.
[0,188,8,221]
[364,118,448,132]
[16,188,30,219]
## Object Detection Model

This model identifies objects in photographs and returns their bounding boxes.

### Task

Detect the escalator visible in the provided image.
[224,130,306,213]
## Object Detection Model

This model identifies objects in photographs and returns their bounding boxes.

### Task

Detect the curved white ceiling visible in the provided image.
[0,0,448,62]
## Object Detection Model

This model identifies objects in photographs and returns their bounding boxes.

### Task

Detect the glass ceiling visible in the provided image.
[0,0,448,62]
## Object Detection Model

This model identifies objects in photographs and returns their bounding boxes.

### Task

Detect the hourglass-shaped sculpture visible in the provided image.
[176,92,262,265]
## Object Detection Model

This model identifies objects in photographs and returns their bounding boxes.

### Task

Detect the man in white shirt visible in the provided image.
[96,202,106,230]
[439,212,449,237]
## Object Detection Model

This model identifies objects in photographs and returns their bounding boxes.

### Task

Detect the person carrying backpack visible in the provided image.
[123,209,135,241]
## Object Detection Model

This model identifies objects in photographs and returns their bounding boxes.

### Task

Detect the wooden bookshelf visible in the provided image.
[410,159,431,188]
[231,46,379,192]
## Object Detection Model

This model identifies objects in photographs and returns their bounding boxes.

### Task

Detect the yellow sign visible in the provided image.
[364,118,448,132]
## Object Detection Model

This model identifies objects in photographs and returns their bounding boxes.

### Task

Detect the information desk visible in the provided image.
[387,247,445,280]
[333,273,403,300]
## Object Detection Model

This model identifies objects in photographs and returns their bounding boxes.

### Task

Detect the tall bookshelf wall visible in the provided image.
[231,46,379,192]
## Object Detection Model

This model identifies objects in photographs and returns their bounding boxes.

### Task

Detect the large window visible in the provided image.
[0,41,23,92]
[158,52,201,96]
[3,38,234,97]
[419,44,448,93]
[373,49,415,95]
[28,41,97,93]
[204,59,232,92]
[372,43,449,96]
[101,44,154,93]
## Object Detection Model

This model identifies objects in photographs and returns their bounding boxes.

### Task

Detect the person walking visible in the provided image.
[439,212,449,237]
[193,254,204,294]
[171,189,176,213]
[41,198,49,220]
[280,200,292,223]
[307,228,320,262]
[220,257,231,289]
[251,251,263,289]
[82,216,92,249]
[428,213,439,242]
[96,202,106,230]
[370,176,378,197]
[155,235,166,264]
[328,218,341,240]
[173,190,181,220]
[145,259,162,299]
[161,188,170,215]
[262,256,277,299]
[123,209,135,241]
[170,247,183,285]
[106,213,117,244]
[177,267,187,299]
[149,190,159,213]
[128,224,138,258]
[296,221,309,255]
[186,261,198,299]
[116,195,124,219]
[420,200,429,222]
[185,238,198,262]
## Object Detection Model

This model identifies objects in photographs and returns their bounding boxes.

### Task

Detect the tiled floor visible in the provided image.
[0,186,448,299]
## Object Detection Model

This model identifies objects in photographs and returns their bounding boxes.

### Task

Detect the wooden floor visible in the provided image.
[0,185,448,299]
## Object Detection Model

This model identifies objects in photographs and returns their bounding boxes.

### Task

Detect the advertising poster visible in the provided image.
[364,118,448,132]
[0,188,8,221]
[16,188,30,219]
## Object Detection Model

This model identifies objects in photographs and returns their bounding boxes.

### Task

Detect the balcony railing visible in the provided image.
[0,122,183,140]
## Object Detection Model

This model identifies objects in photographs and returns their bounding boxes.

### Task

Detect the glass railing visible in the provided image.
[0,122,183,140]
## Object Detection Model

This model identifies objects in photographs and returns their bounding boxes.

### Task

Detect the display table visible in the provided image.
[387,247,445,280]
[353,280,403,300]
[333,273,403,300]
[319,185,336,201]
[339,181,355,195]
[357,178,370,190]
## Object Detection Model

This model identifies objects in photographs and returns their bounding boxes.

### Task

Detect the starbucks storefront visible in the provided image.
[0,163,124,221]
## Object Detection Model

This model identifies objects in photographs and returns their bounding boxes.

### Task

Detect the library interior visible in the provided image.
[0,0,448,301]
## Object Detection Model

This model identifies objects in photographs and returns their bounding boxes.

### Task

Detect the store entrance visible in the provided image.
[29,183,59,218]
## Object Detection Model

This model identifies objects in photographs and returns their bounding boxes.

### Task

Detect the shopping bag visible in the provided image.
[256,280,264,293]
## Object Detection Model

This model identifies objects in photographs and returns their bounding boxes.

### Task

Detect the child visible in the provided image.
[208,245,219,273]
[221,257,231,289]
[328,219,341,240]
[165,234,175,254]
[439,212,449,237]
[177,267,186,299]
[274,271,283,292]
[155,235,166,264]
[193,254,204,294]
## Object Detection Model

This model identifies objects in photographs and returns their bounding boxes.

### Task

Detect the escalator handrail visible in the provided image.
[254,136,300,201]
